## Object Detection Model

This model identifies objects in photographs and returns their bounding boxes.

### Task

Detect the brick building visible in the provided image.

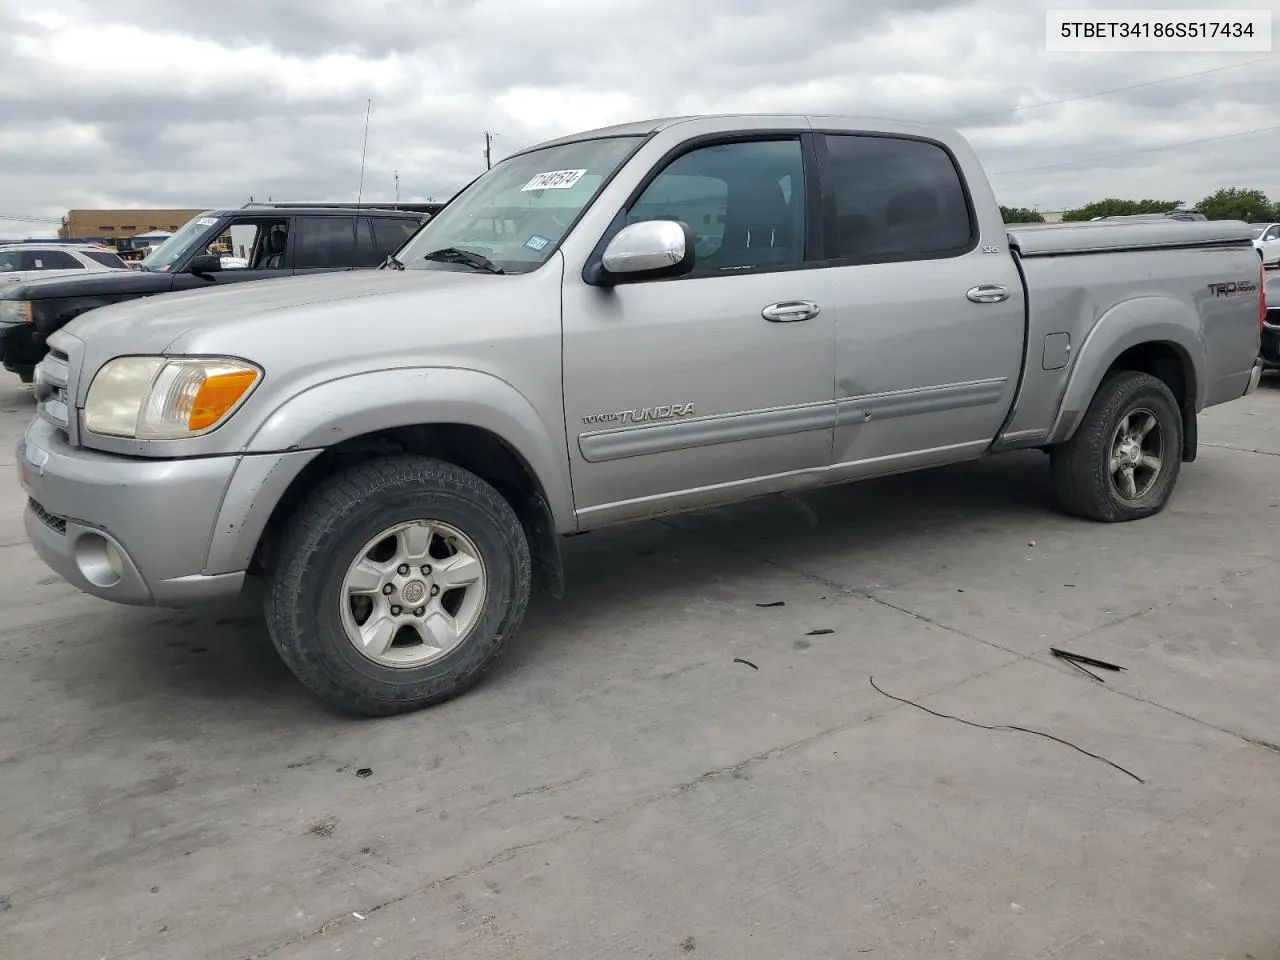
[59,209,205,241]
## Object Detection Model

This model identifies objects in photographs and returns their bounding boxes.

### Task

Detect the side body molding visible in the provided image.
[1047,296,1206,444]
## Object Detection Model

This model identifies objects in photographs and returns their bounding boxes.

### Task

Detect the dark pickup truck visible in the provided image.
[0,204,430,381]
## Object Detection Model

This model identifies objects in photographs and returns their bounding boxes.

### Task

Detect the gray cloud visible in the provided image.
[2,0,1278,234]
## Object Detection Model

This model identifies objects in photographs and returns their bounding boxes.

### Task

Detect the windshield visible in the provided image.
[140,214,221,271]
[1252,226,1267,238]
[398,136,643,273]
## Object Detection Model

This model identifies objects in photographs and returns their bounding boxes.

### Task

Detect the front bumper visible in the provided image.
[17,417,246,607]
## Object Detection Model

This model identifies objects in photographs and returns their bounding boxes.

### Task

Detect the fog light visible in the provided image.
[104,542,124,578]
[74,532,125,588]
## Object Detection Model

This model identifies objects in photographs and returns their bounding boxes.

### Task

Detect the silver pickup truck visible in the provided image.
[17,115,1265,715]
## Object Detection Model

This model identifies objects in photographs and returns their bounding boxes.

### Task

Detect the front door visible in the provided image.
[170,216,296,290]
[561,136,837,528]
[815,131,1026,477]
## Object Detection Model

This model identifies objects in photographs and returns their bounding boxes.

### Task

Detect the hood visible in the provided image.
[65,267,494,348]
[62,259,564,402]
[2,266,170,301]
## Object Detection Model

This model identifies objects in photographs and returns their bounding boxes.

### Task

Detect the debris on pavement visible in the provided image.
[755,601,786,608]
[1050,647,1125,683]
[867,675,1144,783]
[732,658,759,670]
[805,628,834,636]
[356,768,373,778]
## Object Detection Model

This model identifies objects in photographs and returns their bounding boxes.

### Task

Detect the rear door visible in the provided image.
[816,131,1026,475]
[293,215,359,275]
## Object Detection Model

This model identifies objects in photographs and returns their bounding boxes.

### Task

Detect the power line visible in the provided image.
[990,123,1280,178]
[0,213,62,224]
[946,54,1280,125]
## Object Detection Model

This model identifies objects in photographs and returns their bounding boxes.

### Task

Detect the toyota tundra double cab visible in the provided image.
[17,114,1265,716]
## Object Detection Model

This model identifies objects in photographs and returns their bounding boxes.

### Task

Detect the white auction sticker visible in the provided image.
[195,217,219,226]
[521,169,587,191]
[1047,9,1271,51]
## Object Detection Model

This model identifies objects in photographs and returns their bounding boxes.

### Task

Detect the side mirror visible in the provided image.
[188,253,222,275]
[596,220,695,285]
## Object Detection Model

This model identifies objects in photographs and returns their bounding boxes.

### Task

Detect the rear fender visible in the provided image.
[1047,296,1205,445]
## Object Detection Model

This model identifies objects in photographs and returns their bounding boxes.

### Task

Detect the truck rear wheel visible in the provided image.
[265,455,531,716]
[1050,371,1182,522]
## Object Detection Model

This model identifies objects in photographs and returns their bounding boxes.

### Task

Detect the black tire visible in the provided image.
[1049,371,1183,522]
[265,455,531,716]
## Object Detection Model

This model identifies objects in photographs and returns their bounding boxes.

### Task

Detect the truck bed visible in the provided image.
[995,218,1260,452]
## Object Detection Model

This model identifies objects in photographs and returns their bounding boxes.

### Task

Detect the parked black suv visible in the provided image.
[0,204,432,382]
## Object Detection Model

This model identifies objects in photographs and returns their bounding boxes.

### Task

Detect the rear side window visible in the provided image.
[294,216,357,268]
[82,250,126,268]
[370,217,420,257]
[821,134,974,262]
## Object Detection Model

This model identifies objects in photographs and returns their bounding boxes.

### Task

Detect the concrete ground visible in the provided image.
[0,376,1278,960]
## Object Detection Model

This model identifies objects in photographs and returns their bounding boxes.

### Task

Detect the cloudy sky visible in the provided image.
[1,0,1277,236]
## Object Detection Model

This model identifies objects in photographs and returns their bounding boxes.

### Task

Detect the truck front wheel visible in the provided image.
[265,455,532,716]
[1049,371,1183,522]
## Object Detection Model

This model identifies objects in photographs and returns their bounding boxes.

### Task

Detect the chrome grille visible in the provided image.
[28,498,67,536]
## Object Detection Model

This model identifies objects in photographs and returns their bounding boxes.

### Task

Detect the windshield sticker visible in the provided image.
[521,169,587,192]
[195,217,219,226]
[523,235,550,252]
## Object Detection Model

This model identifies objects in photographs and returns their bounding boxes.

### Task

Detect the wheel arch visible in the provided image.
[1047,297,1205,461]
[249,423,566,599]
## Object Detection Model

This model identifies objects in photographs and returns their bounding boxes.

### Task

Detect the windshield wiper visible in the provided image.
[422,247,504,274]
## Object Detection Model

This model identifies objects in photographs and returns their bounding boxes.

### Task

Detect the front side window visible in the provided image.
[0,251,21,270]
[628,139,807,272]
[21,250,82,270]
[1265,226,1280,241]
[822,134,974,262]
[398,136,643,273]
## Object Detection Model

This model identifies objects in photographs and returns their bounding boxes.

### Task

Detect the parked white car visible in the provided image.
[1250,223,1280,267]
[0,243,130,285]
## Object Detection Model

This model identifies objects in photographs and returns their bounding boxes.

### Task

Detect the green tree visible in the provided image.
[1061,198,1183,221]
[1000,206,1045,223]
[1196,187,1274,223]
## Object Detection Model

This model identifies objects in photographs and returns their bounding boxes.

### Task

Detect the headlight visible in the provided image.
[84,356,262,439]
[0,300,32,324]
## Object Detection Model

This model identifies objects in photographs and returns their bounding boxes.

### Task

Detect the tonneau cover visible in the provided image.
[1008,218,1254,257]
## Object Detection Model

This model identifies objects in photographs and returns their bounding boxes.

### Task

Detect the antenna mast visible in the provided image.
[357,98,372,206]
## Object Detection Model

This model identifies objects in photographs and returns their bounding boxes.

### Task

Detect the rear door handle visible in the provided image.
[762,300,820,322]
[966,284,1009,304]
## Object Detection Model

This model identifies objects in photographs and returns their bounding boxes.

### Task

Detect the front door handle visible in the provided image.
[762,300,820,322]
[966,284,1009,304]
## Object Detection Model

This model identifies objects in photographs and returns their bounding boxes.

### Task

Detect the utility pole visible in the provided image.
[394,170,400,204]
[484,131,495,170]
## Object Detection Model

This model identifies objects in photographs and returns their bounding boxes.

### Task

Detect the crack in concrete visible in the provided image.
[1200,441,1280,458]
